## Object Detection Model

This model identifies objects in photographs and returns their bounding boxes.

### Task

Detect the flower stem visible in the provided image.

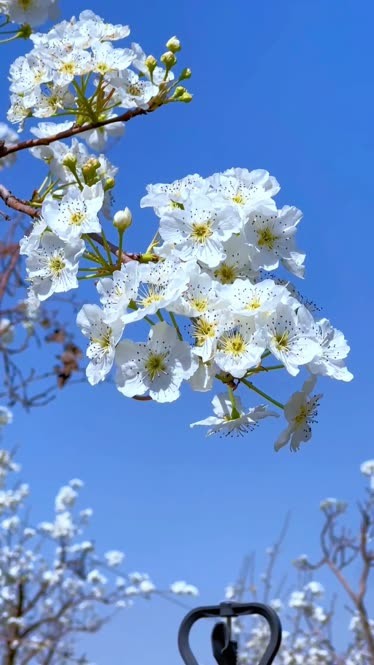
[227,385,241,419]
[100,229,114,266]
[241,378,284,410]
[169,311,183,340]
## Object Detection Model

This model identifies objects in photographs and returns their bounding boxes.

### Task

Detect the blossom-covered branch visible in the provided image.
[0,439,198,665]
[0,2,352,449]
[0,106,150,159]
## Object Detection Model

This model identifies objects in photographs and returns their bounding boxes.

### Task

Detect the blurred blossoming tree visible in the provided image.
[225,461,374,664]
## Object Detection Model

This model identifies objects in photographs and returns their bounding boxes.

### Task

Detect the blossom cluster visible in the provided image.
[0,438,197,664]
[0,8,352,450]
[20,163,353,449]
[7,10,189,139]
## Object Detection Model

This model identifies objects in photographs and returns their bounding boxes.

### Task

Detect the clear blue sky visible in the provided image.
[1,0,373,662]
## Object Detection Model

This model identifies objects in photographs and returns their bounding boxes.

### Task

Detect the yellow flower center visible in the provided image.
[48,256,66,276]
[232,193,245,205]
[257,227,278,249]
[60,62,76,76]
[145,353,167,381]
[245,298,261,311]
[220,332,246,357]
[96,63,110,74]
[140,287,163,307]
[294,405,308,426]
[18,0,32,8]
[190,298,208,313]
[190,222,213,244]
[193,318,216,346]
[214,263,237,284]
[274,332,289,351]
[69,211,85,226]
[127,84,141,96]
[92,331,112,352]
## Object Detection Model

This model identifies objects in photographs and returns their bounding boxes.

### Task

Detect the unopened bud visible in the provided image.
[82,158,100,185]
[178,91,193,103]
[145,55,157,73]
[62,153,77,169]
[113,207,132,231]
[172,86,187,99]
[166,36,181,53]
[179,67,192,80]
[160,51,177,69]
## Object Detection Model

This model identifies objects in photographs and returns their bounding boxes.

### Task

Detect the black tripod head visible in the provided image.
[178,601,282,665]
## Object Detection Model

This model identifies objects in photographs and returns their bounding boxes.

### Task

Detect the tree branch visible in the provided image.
[0,106,152,159]
[0,184,153,265]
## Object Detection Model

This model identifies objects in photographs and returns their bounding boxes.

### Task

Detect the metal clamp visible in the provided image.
[178,601,282,665]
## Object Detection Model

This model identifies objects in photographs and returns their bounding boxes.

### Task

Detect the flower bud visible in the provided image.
[172,86,187,99]
[145,55,157,73]
[178,91,193,103]
[62,153,77,169]
[113,207,132,231]
[166,36,181,53]
[160,51,177,69]
[82,158,100,185]
[179,68,192,80]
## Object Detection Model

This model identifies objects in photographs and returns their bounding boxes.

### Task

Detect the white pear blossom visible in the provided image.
[169,269,226,318]
[97,262,140,324]
[90,41,135,75]
[121,259,190,324]
[43,48,92,86]
[214,318,266,378]
[208,167,280,215]
[77,304,124,385]
[19,216,47,256]
[140,174,209,216]
[107,69,159,109]
[42,183,104,242]
[26,232,84,301]
[244,204,305,276]
[265,303,320,376]
[115,322,198,402]
[308,318,353,382]
[9,54,52,97]
[191,393,277,436]
[159,195,241,268]
[191,310,228,362]
[212,231,257,284]
[275,376,323,452]
[73,10,130,43]
[222,278,287,317]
